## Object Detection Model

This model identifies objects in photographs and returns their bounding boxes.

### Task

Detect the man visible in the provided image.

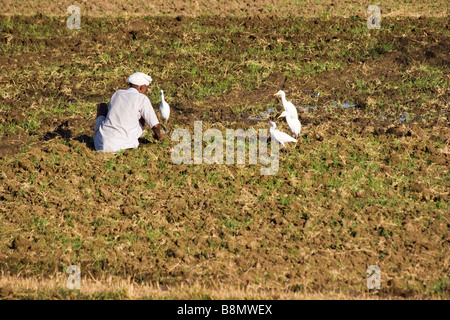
[94,72,165,152]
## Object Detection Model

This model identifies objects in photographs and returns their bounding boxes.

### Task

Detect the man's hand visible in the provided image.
[151,124,166,141]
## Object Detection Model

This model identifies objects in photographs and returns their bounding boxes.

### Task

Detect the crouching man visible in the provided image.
[94,72,165,153]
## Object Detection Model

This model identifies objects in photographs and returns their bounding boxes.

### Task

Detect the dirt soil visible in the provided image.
[3,0,449,17]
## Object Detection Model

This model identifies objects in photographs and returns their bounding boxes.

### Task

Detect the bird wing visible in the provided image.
[295,121,301,136]
[160,101,170,121]
[163,101,170,111]
[274,129,297,143]
[284,101,299,118]
[286,117,301,136]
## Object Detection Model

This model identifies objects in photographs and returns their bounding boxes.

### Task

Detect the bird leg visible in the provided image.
[160,123,169,134]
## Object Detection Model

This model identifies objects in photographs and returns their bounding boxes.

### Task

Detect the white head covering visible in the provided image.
[127,72,152,86]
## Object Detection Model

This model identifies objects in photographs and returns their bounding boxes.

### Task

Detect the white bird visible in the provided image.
[274,90,298,119]
[269,121,297,148]
[159,90,170,123]
[278,111,301,138]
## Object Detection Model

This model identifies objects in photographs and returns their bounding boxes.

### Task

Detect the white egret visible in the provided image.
[159,90,170,123]
[159,89,170,133]
[274,90,298,119]
[269,121,297,148]
[278,111,301,138]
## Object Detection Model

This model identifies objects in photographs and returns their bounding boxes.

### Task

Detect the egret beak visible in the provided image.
[273,93,279,96]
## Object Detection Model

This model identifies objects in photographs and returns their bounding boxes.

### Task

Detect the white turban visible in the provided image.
[127,72,152,86]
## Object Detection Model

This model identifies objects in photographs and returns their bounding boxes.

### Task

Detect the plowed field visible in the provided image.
[0,1,448,299]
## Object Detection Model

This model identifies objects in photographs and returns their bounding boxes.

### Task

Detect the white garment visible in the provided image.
[94,88,159,152]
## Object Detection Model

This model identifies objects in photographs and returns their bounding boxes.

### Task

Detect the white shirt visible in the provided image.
[94,88,159,152]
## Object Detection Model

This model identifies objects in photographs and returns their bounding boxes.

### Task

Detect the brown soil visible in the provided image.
[3,0,449,18]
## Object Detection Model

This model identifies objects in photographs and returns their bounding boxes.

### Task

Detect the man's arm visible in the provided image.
[97,102,109,118]
[140,97,166,141]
